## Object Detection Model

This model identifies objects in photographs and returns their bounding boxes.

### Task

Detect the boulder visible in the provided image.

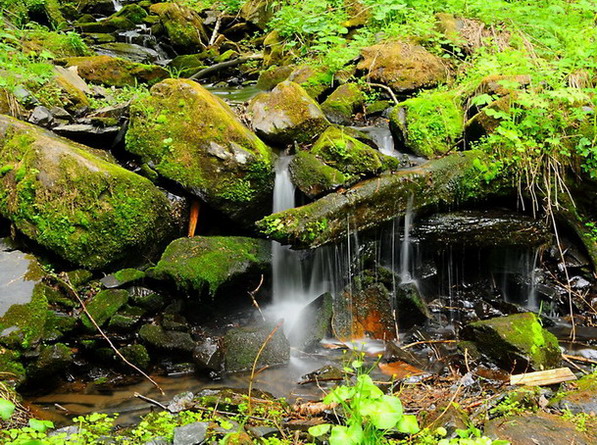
[554,372,597,415]
[288,65,333,100]
[240,0,276,30]
[139,323,196,353]
[357,40,448,93]
[0,115,175,269]
[151,236,271,296]
[462,313,561,371]
[289,151,349,199]
[288,293,333,351]
[256,65,293,91]
[248,81,330,145]
[95,42,161,64]
[112,4,148,25]
[321,83,365,124]
[58,55,168,87]
[149,3,208,52]
[223,323,290,372]
[395,283,431,329]
[81,289,129,330]
[126,79,274,224]
[120,344,151,369]
[257,150,507,248]
[78,0,116,15]
[193,337,223,372]
[26,343,73,381]
[389,91,464,158]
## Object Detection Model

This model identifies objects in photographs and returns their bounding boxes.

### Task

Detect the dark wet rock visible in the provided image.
[257,150,507,249]
[289,151,349,199]
[484,412,595,445]
[333,283,396,341]
[288,292,332,351]
[389,91,463,158]
[120,344,150,369]
[161,313,188,331]
[149,3,208,53]
[357,40,448,93]
[78,0,116,15]
[139,323,195,353]
[465,95,511,141]
[395,283,431,329]
[151,237,270,297]
[0,116,175,270]
[52,123,121,146]
[256,65,293,91]
[26,343,73,381]
[108,305,144,330]
[100,268,145,289]
[29,106,54,127]
[247,81,330,145]
[129,287,166,312]
[321,83,365,125]
[193,337,224,372]
[0,247,45,317]
[172,422,209,445]
[58,55,168,87]
[241,0,276,30]
[223,323,290,372]
[43,311,77,341]
[553,372,597,415]
[0,348,26,384]
[82,289,129,330]
[413,210,551,248]
[300,365,343,384]
[65,270,93,290]
[126,79,274,225]
[462,313,561,372]
[95,42,161,64]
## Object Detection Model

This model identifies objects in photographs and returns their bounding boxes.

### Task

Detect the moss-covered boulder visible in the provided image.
[390,92,464,158]
[120,344,150,369]
[168,54,207,78]
[113,4,148,25]
[0,282,49,350]
[149,3,208,52]
[151,236,271,296]
[0,347,26,384]
[126,79,274,224]
[288,65,333,100]
[0,115,175,269]
[256,65,293,91]
[223,323,290,372]
[262,30,291,67]
[462,313,561,371]
[248,81,330,145]
[310,127,399,178]
[289,151,349,198]
[26,343,73,381]
[240,0,276,30]
[139,323,196,353]
[357,40,448,93]
[321,83,365,125]
[58,55,168,87]
[81,289,129,330]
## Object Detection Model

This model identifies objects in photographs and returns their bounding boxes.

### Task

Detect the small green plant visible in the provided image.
[561,408,592,432]
[308,359,419,445]
[0,398,15,421]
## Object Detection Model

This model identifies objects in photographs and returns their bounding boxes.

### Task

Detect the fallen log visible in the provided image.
[256,150,511,248]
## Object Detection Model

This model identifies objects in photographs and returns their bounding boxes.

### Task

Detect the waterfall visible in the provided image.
[112,0,123,12]
[400,194,415,283]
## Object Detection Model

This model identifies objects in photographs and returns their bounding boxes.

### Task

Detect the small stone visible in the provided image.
[101,268,145,289]
[168,391,194,413]
[172,422,209,445]
[192,336,223,372]
[28,106,54,127]
[81,289,129,330]
[139,323,196,353]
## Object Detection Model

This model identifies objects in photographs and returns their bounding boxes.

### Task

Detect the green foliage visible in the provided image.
[0,398,15,421]
[308,359,419,444]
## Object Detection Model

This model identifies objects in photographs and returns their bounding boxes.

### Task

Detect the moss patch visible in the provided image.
[0,283,49,350]
[321,83,365,124]
[149,3,207,51]
[81,289,129,331]
[152,236,271,296]
[289,151,348,198]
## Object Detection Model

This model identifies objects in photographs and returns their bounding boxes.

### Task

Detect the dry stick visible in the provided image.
[401,339,457,349]
[248,274,265,321]
[208,16,221,46]
[563,353,597,366]
[189,54,264,80]
[247,321,284,414]
[58,276,165,395]
[562,355,589,375]
[188,199,200,237]
[366,82,399,105]
[134,392,168,410]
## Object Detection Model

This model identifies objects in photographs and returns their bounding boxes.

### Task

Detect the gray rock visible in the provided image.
[224,323,290,372]
[168,391,194,413]
[95,42,161,64]
[172,422,208,445]
[144,438,170,445]
[193,337,223,372]
[139,324,196,353]
[29,106,54,127]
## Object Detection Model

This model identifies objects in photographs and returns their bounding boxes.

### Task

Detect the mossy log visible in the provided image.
[257,150,510,248]
[0,115,174,269]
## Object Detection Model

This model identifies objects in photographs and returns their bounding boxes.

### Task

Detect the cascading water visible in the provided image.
[112,0,123,12]
[400,194,415,284]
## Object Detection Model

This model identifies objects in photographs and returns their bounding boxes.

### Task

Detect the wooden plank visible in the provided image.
[510,367,577,386]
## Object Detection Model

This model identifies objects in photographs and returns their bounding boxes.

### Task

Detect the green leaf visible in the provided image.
[308,423,331,437]
[324,385,355,403]
[29,418,54,432]
[329,424,364,445]
[0,398,15,421]
[396,414,419,434]
[356,374,383,399]
[358,395,403,429]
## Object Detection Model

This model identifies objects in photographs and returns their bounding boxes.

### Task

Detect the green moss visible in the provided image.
[81,289,129,331]
[22,30,90,58]
[152,236,270,296]
[0,283,49,350]
[113,4,148,24]
[0,116,174,269]
[390,91,464,158]
[321,83,365,124]
[149,3,207,50]
[113,268,145,284]
[120,344,150,369]
[289,151,348,198]
[0,348,26,384]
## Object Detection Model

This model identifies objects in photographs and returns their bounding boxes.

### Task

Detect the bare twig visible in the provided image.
[134,392,168,410]
[55,275,165,395]
[208,17,221,46]
[189,54,264,80]
[401,339,457,349]
[563,353,597,366]
[247,321,284,414]
[366,82,399,105]
[248,275,265,321]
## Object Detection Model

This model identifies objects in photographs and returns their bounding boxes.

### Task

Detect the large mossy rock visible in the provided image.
[289,151,349,199]
[357,40,448,93]
[0,115,175,269]
[287,65,333,100]
[223,323,290,372]
[151,236,271,296]
[126,79,274,224]
[240,0,276,30]
[81,289,129,331]
[553,372,597,415]
[462,313,561,371]
[257,151,505,248]
[247,81,330,145]
[149,3,208,52]
[389,92,464,158]
[58,55,168,87]
[0,348,26,384]
[321,83,365,125]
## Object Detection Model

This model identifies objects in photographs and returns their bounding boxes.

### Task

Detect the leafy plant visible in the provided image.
[0,398,15,421]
